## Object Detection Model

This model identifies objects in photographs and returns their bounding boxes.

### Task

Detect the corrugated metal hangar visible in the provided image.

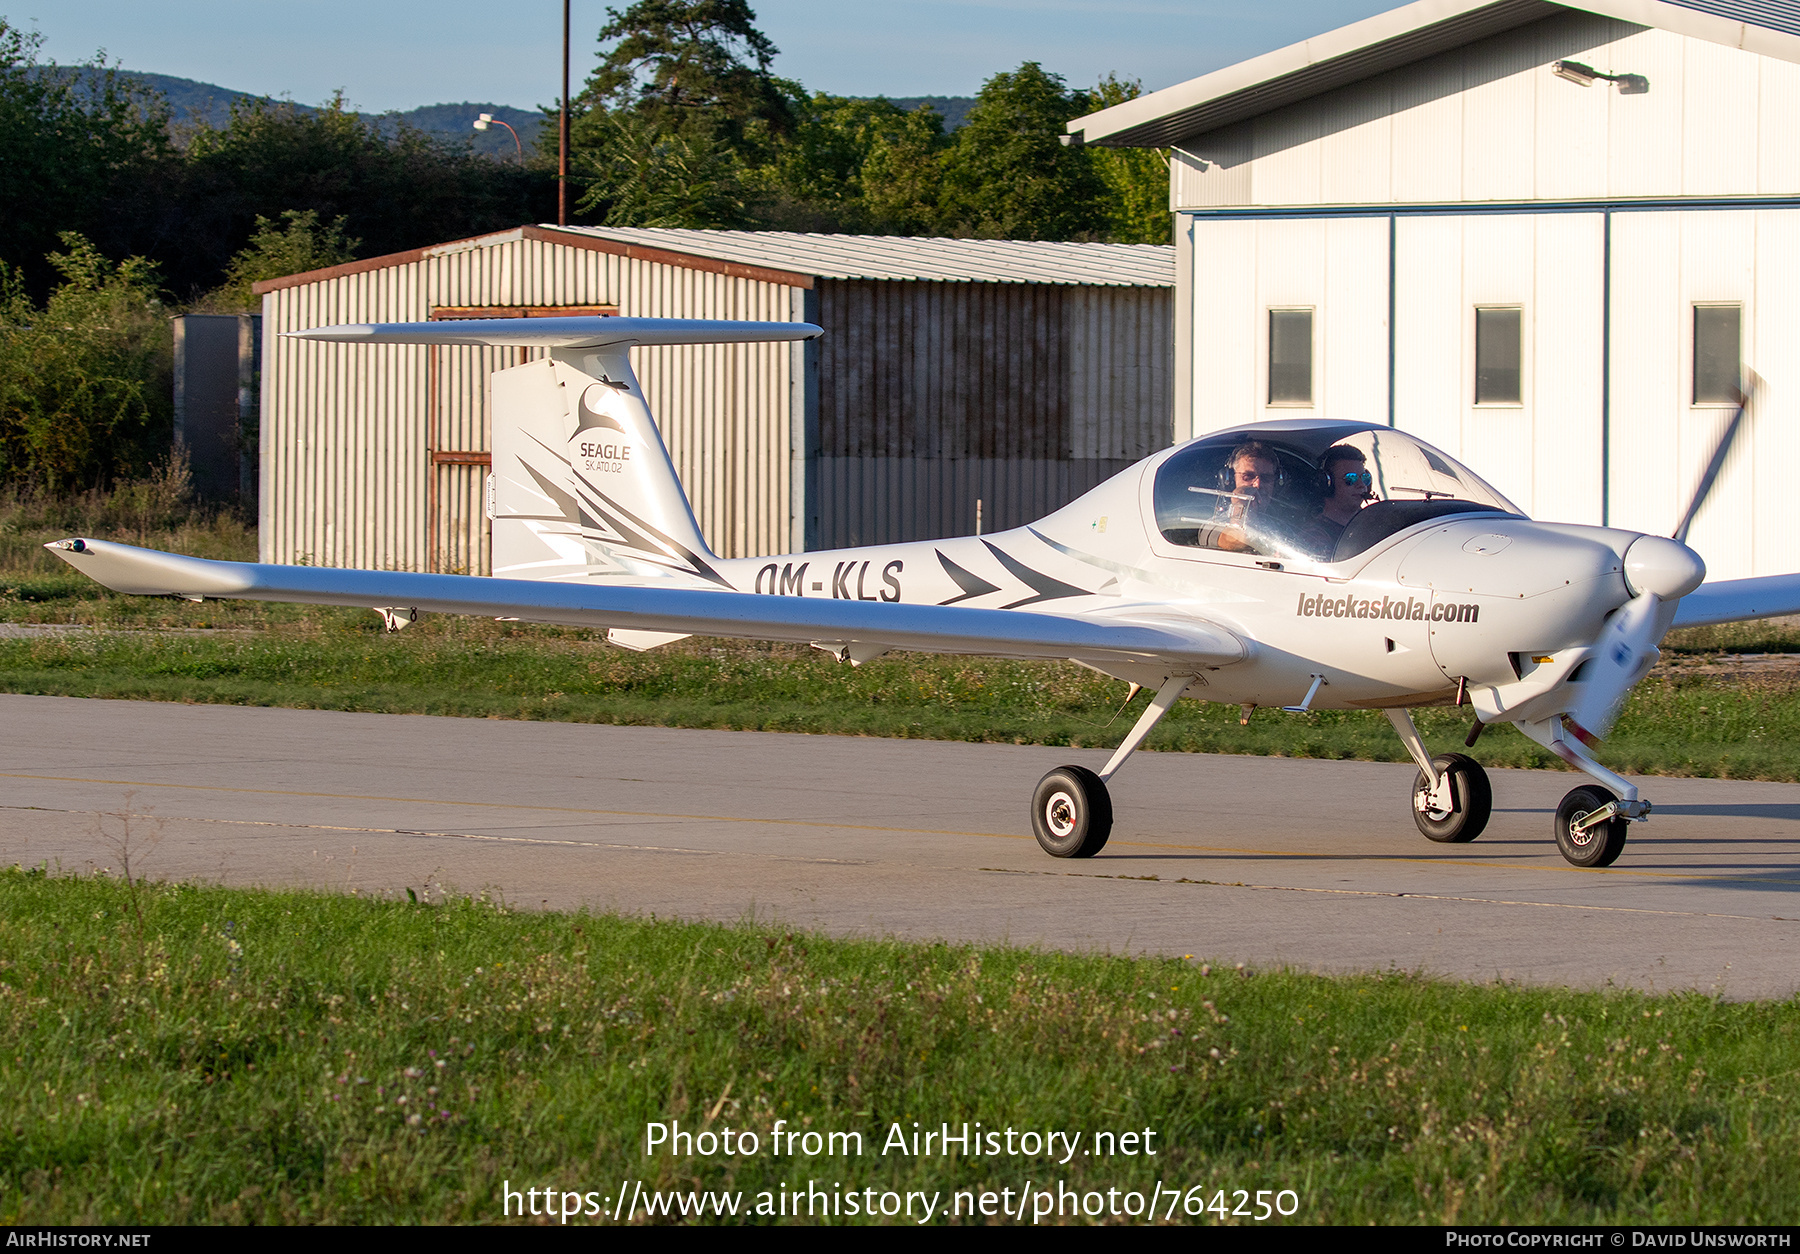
[1069,0,1800,580]
[254,228,1172,572]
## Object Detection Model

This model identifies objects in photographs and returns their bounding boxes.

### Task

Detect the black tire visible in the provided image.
[1411,752,1492,843]
[1555,784,1629,867]
[1031,765,1113,858]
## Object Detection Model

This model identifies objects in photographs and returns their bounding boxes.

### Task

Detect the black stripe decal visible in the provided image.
[935,551,1002,606]
[981,540,1088,609]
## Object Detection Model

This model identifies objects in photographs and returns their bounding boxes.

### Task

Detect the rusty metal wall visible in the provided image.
[259,232,798,571]
[813,279,1170,546]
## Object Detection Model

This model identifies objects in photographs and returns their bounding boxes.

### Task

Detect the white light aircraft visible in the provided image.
[48,318,1800,867]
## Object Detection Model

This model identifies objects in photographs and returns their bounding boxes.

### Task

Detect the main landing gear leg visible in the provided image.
[1030,674,1191,859]
[1386,708,1492,844]
[1514,717,1649,868]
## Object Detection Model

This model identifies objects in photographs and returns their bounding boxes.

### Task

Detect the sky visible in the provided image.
[13,1,1399,113]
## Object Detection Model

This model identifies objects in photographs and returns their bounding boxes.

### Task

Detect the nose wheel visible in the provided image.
[1031,766,1113,858]
[1554,784,1630,867]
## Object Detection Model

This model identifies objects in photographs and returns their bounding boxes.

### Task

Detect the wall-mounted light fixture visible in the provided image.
[1552,59,1649,94]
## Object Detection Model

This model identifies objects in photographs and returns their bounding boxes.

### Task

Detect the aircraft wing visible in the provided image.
[1671,573,1800,629]
[46,539,1245,668]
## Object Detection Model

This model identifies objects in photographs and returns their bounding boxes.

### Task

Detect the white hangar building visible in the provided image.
[1069,0,1800,580]
[253,227,1172,573]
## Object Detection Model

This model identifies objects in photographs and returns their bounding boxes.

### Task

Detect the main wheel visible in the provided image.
[1031,765,1113,858]
[1411,752,1492,843]
[1555,784,1629,867]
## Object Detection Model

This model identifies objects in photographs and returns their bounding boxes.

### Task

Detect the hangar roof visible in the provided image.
[547,227,1176,287]
[254,224,1174,295]
[1069,0,1800,148]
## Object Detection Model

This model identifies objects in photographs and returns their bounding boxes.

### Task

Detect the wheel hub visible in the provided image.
[1565,809,1599,847]
[1045,792,1076,837]
[1414,783,1451,821]
[1415,778,1455,821]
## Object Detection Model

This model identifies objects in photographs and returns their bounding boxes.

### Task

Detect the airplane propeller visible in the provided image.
[1673,369,1761,546]
[1562,372,1758,744]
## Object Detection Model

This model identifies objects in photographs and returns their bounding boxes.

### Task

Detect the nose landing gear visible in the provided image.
[1554,784,1633,867]
[1512,716,1653,866]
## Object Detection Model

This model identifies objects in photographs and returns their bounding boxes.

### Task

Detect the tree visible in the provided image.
[207,210,361,312]
[0,23,174,298]
[0,234,171,489]
[577,0,793,155]
[175,96,550,297]
[573,112,749,228]
[1085,76,1170,245]
[936,63,1107,241]
[759,94,947,233]
[857,105,950,235]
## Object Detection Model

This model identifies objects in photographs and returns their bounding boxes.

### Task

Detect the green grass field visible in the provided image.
[5,485,1800,779]
[3,868,1797,1226]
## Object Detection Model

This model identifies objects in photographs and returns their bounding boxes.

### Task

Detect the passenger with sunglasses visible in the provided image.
[1297,445,1376,560]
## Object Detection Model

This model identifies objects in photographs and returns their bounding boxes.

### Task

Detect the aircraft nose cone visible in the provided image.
[1624,535,1706,600]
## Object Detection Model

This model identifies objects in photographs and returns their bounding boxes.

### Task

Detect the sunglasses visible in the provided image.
[1337,470,1373,487]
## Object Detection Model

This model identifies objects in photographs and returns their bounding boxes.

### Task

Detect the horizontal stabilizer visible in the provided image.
[46,539,1244,669]
[288,317,822,349]
[1671,573,1800,629]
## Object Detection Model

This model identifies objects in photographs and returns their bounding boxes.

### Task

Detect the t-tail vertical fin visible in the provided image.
[490,349,725,587]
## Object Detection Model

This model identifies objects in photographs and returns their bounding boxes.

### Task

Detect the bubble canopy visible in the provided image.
[1153,421,1523,565]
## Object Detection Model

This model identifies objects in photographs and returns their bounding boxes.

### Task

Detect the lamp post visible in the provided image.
[472,112,524,162]
[559,0,570,226]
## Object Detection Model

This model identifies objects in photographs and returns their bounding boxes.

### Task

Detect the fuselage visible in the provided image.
[697,442,1649,718]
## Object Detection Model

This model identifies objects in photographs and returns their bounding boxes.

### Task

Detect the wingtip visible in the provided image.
[285,324,375,342]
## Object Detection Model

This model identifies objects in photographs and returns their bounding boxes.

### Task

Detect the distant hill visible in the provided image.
[36,67,972,153]
[885,96,975,130]
[377,102,545,159]
[33,67,543,158]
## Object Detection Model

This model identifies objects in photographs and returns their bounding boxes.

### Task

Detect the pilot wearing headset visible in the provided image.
[1196,442,1280,553]
[1297,444,1375,560]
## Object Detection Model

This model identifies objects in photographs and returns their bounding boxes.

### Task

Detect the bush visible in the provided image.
[0,233,172,490]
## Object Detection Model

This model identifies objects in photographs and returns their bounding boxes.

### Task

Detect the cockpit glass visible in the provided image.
[1152,423,1522,564]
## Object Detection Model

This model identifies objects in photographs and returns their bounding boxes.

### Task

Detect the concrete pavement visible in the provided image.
[3,694,1797,998]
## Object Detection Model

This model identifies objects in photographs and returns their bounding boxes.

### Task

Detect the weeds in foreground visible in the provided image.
[91,791,163,971]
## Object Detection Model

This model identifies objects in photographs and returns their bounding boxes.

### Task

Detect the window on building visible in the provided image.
[1474,307,1522,405]
[1268,309,1313,405]
[1693,304,1742,405]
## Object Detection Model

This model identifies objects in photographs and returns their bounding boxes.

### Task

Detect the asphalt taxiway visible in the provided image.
[4,693,1798,998]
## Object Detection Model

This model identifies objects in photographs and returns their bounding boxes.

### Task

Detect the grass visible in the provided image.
[5,481,1800,779]
[3,867,1797,1225]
